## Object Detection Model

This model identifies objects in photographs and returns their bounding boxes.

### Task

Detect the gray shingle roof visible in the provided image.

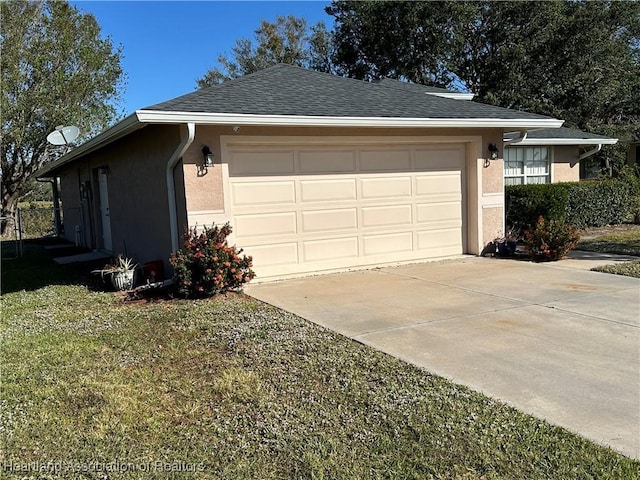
[144,64,552,121]
[373,78,464,95]
[524,127,614,141]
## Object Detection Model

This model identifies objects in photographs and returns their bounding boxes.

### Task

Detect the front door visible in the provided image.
[97,171,112,251]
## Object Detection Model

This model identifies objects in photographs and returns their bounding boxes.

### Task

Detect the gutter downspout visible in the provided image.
[504,131,528,146]
[167,123,195,252]
[579,144,602,161]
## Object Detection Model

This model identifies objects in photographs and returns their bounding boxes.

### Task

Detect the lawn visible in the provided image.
[577,226,640,278]
[2,242,639,479]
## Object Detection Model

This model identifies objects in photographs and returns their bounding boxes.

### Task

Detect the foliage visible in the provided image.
[92,255,136,276]
[506,183,570,228]
[524,216,580,261]
[327,1,458,86]
[0,0,124,233]
[14,204,56,239]
[592,260,640,278]
[197,15,333,87]
[565,180,633,227]
[507,180,635,229]
[170,223,255,297]
[327,0,640,172]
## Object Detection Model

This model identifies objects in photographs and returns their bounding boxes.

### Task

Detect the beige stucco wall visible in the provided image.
[182,125,505,256]
[552,145,580,183]
[54,124,182,271]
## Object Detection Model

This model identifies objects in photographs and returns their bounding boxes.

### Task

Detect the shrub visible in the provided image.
[505,184,569,229]
[507,179,635,229]
[565,180,633,227]
[524,216,580,262]
[170,223,255,298]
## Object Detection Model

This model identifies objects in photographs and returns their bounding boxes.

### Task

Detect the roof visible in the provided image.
[38,64,566,177]
[505,127,618,146]
[145,64,542,120]
[373,78,475,100]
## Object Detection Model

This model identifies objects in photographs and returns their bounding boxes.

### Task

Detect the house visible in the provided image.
[37,64,617,280]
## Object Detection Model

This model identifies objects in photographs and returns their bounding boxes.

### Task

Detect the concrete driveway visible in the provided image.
[246,256,640,458]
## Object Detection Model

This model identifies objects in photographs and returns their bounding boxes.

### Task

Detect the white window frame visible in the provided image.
[504,146,552,185]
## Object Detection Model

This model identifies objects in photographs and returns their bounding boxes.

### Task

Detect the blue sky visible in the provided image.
[70,1,332,116]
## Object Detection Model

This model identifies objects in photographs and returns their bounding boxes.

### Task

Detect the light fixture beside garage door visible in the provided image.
[485,143,500,167]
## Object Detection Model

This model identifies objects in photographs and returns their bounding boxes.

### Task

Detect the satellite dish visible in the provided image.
[47,125,80,146]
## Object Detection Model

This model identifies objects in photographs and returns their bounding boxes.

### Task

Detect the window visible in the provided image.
[504,147,551,185]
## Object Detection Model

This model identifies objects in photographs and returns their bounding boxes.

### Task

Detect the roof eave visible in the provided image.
[36,113,145,177]
[136,110,563,129]
[505,138,618,146]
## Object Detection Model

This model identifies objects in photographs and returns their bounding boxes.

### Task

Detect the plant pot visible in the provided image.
[497,242,516,257]
[111,270,134,291]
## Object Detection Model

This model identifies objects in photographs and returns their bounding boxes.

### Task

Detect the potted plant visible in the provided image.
[494,226,520,257]
[92,255,137,291]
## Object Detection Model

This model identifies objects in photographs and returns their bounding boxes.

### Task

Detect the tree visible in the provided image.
[327,1,462,87]
[197,15,332,88]
[328,0,640,172]
[1,0,124,233]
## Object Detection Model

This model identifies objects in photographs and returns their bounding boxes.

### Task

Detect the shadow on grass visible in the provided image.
[1,238,106,294]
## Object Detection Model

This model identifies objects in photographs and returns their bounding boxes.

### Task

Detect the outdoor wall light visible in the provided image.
[202,145,214,167]
[488,143,499,160]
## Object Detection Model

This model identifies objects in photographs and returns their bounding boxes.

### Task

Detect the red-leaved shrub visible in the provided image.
[524,216,580,261]
[170,223,255,297]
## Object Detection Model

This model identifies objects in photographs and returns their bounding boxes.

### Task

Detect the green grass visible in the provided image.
[577,230,640,256]
[576,229,640,278]
[592,260,640,278]
[2,246,639,479]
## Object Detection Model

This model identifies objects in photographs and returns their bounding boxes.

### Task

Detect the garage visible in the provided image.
[225,139,466,278]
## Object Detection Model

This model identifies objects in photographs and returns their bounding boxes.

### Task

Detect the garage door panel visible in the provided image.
[234,212,297,238]
[232,181,295,206]
[360,150,411,171]
[363,232,413,255]
[417,229,463,253]
[299,151,356,173]
[300,178,357,202]
[416,202,462,224]
[230,151,295,176]
[415,174,461,197]
[302,237,359,262]
[244,243,298,266]
[361,177,412,199]
[415,148,464,170]
[362,204,412,228]
[301,208,358,233]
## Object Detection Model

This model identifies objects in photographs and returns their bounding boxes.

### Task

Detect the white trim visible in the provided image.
[137,109,563,129]
[37,114,144,177]
[167,123,195,252]
[505,137,617,146]
[579,144,603,160]
[426,92,475,100]
[220,134,485,147]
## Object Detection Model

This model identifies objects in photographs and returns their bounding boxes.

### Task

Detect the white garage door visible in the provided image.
[227,141,465,279]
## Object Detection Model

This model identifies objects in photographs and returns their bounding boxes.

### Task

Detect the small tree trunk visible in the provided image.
[1,196,19,236]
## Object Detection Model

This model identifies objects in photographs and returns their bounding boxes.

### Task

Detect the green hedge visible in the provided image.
[565,181,632,227]
[506,179,633,229]
[505,184,569,228]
